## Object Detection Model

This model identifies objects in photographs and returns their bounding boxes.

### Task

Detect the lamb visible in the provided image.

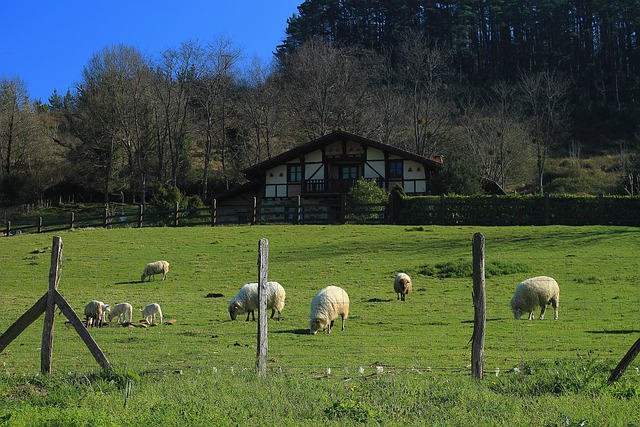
[394,272,412,301]
[510,276,559,320]
[228,281,286,321]
[141,303,163,325]
[84,300,110,327]
[141,260,169,282]
[309,286,350,334]
[108,302,133,325]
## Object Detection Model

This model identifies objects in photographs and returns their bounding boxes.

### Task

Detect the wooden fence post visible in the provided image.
[38,217,43,233]
[103,207,109,228]
[609,336,640,382]
[174,202,179,227]
[69,212,75,230]
[41,236,63,374]
[252,197,258,225]
[0,235,111,373]
[211,199,217,226]
[138,204,143,228]
[471,232,486,379]
[256,238,269,378]
[5,221,10,237]
[296,196,301,225]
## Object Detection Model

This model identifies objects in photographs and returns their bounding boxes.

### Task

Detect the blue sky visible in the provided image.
[1,0,301,101]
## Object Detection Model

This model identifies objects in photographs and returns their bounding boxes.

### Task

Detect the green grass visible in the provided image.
[1,225,640,425]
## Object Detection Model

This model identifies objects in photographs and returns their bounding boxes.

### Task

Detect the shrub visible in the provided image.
[346,178,389,223]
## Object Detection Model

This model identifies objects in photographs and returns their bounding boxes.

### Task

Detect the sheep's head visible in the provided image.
[512,307,523,320]
[140,273,147,282]
[309,318,327,335]
[228,301,243,320]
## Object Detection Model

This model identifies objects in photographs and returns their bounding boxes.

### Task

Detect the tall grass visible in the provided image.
[0,225,639,425]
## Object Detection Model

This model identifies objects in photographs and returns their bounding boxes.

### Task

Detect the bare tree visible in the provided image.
[238,57,282,163]
[277,38,378,140]
[154,40,204,189]
[518,70,570,193]
[398,30,452,157]
[0,77,32,178]
[193,37,241,199]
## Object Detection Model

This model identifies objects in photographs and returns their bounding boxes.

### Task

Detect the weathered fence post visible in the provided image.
[37,217,43,233]
[296,195,301,225]
[609,336,640,382]
[41,235,63,373]
[69,212,75,230]
[103,207,109,228]
[5,221,10,237]
[0,235,111,373]
[138,204,143,228]
[256,238,269,378]
[340,195,347,224]
[252,197,258,225]
[211,199,217,226]
[471,232,486,379]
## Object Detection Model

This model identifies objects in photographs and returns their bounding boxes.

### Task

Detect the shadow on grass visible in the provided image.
[586,329,640,335]
[460,318,503,323]
[114,280,144,285]
[273,329,311,335]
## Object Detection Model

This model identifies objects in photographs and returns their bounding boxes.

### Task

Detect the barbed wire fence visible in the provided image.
[1,237,639,380]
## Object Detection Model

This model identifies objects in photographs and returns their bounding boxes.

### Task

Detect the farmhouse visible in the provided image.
[214,130,444,223]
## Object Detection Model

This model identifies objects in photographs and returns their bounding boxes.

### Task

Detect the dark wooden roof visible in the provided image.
[243,130,442,179]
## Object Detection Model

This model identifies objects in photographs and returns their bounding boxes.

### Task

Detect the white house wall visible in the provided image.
[404,160,427,193]
[304,149,324,180]
[364,147,386,179]
[265,165,288,197]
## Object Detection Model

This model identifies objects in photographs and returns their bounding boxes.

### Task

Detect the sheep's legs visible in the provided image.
[341,315,346,331]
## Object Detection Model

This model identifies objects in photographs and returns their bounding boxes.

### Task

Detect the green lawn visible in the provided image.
[1,225,639,425]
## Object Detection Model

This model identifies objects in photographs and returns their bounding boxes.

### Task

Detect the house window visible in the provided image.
[288,164,302,182]
[340,165,358,181]
[388,160,403,179]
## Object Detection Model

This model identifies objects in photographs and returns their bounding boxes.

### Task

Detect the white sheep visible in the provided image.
[394,272,412,301]
[309,286,350,334]
[141,260,169,282]
[141,303,163,325]
[228,281,286,321]
[510,276,559,320]
[108,302,133,324]
[84,300,110,327]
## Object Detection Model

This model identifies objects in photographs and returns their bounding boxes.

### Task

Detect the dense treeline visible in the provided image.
[2,0,640,206]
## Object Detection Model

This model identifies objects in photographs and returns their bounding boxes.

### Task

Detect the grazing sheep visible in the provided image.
[309,286,350,334]
[141,260,169,282]
[84,300,110,327]
[228,281,286,321]
[510,276,559,320]
[141,303,163,325]
[108,302,133,324]
[394,273,412,301]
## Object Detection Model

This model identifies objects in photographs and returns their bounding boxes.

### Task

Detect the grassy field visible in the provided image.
[1,225,639,425]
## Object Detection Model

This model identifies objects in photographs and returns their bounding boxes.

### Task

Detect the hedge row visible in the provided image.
[394,194,640,226]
